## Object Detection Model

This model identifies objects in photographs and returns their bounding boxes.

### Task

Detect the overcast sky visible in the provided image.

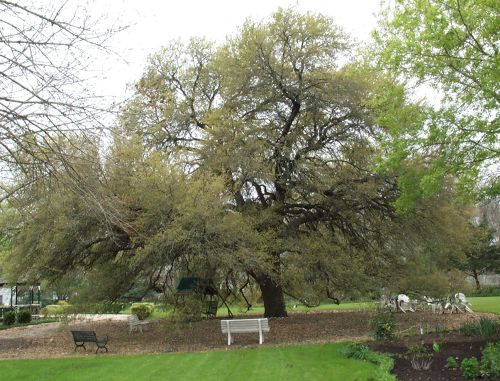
[87,0,382,100]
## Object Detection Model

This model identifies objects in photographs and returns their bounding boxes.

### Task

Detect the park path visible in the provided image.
[0,314,128,340]
[0,322,61,340]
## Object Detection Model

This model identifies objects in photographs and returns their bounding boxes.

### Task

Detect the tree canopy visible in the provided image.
[374,0,499,197]
[0,0,120,203]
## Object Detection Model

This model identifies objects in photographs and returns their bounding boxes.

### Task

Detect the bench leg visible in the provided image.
[259,329,263,345]
[96,345,108,354]
[74,343,86,351]
[227,332,231,346]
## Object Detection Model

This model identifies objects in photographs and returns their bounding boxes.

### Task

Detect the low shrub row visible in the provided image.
[2,309,32,325]
[41,301,125,316]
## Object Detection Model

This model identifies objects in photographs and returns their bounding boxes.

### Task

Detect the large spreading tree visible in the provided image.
[115,9,469,316]
[2,8,476,318]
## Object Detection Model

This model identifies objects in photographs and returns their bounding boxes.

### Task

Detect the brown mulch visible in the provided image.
[0,310,495,361]
[371,332,500,381]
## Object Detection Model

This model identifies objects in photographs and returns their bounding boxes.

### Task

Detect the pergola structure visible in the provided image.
[175,277,233,318]
[0,277,41,320]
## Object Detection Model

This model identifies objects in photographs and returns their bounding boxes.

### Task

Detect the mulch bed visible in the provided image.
[371,332,500,381]
[0,309,498,381]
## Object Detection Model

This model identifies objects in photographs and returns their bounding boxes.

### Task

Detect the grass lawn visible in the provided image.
[0,343,385,381]
[120,296,500,318]
[468,296,500,314]
[223,301,376,316]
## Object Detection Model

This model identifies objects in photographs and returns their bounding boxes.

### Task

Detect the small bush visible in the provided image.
[480,341,500,379]
[16,309,32,324]
[461,317,498,339]
[3,311,16,325]
[461,357,480,379]
[342,343,396,381]
[445,356,459,369]
[41,304,73,316]
[370,309,395,341]
[170,296,204,323]
[342,343,371,360]
[131,303,154,320]
[56,300,69,306]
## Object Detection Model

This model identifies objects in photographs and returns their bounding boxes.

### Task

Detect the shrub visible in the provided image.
[74,302,125,314]
[56,300,69,306]
[16,309,32,324]
[445,356,459,369]
[131,303,154,320]
[480,342,500,379]
[370,309,395,341]
[342,343,396,381]
[41,304,73,316]
[461,357,480,379]
[169,296,204,323]
[461,317,498,339]
[342,343,371,360]
[3,311,16,325]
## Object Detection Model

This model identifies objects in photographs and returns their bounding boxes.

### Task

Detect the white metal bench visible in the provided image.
[221,318,269,345]
[128,314,150,333]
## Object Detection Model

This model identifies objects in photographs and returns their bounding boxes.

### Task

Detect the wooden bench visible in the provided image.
[71,330,108,353]
[220,318,269,345]
[128,314,150,333]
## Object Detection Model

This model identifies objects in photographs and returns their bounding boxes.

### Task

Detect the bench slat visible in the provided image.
[72,331,97,342]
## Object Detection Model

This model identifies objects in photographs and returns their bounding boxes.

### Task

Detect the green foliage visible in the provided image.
[169,296,205,323]
[2,311,15,325]
[460,317,499,339]
[445,356,459,369]
[480,342,500,379]
[41,304,73,316]
[16,309,31,324]
[365,350,397,381]
[406,342,438,371]
[374,0,500,196]
[370,310,395,341]
[460,357,480,379]
[432,341,441,353]
[458,223,500,289]
[471,287,500,297]
[342,343,396,381]
[130,303,154,320]
[342,343,371,360]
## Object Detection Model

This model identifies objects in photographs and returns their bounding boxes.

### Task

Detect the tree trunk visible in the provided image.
[472,269,481,291]
[254,273,288,317]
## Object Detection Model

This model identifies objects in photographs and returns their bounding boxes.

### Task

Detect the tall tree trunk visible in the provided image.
[472,269,481,291]
[256,273,288,317]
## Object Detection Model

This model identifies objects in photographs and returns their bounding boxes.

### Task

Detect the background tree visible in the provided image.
[457,223,500,290]
[0,0,120,203]
[374,0,499,198]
